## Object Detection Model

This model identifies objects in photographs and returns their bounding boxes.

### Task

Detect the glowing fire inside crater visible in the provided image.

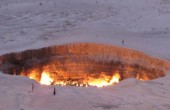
[27,70,121,87]
[87,72,120,87]
[0,43,168,88]
[40,72,54,85]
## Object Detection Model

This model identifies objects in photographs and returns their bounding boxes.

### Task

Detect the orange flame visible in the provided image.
[27,70,39,81]
[109,73,121,84]
[88,72,121,87]
[136,74,149,81]
[27,69,121,87]
[40,72,54,85]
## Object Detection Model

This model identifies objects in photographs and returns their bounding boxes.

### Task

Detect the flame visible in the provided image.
[136,74,149,81]
[55,81,66,86]
[88,72,121,87]
[40,72,54,85]
[109,73,121,84]
[27,70,39,81]
[27,68,121,87]
[29,74,37,80]
[24,66,150,87]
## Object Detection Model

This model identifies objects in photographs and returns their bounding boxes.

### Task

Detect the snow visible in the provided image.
[0,0,170,109]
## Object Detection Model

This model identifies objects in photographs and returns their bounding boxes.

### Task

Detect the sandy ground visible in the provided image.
[0,72,170,110]
[0,0,170,109]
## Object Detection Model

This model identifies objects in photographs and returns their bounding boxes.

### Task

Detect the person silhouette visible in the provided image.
[53,87,56,95]
[32,83,34,92]
[122,40,124,45]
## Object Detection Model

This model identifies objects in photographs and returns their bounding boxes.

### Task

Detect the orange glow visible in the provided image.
[27,70,39,81]
[55,81,66,86]
[136,74,149,81]
[25,63,124,87]
[28,74,37,80]
[26,70,122,87]
[40,72,54,85]
[25,67,152,87]
[88,72,121,87]
[109,73,121,84]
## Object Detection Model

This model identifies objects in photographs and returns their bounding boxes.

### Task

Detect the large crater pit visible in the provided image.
[0,43,169,87]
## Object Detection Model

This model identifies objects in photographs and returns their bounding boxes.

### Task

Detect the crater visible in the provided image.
[0,43,169,87]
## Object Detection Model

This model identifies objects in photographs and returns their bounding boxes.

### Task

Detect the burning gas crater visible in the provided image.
[28,70,121,87]
[0,43,169,87]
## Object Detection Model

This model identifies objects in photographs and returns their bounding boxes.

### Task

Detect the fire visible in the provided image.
[55,81,66,86]
[136,74,149,81]
[27,69,39,81]
[88,72,121,87]
[28,73,37,80]
[40,72,54,85]
[27,69,121,87]
[109,73,121,84]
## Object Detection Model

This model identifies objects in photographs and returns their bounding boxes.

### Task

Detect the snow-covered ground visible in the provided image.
[0,0,170,109]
